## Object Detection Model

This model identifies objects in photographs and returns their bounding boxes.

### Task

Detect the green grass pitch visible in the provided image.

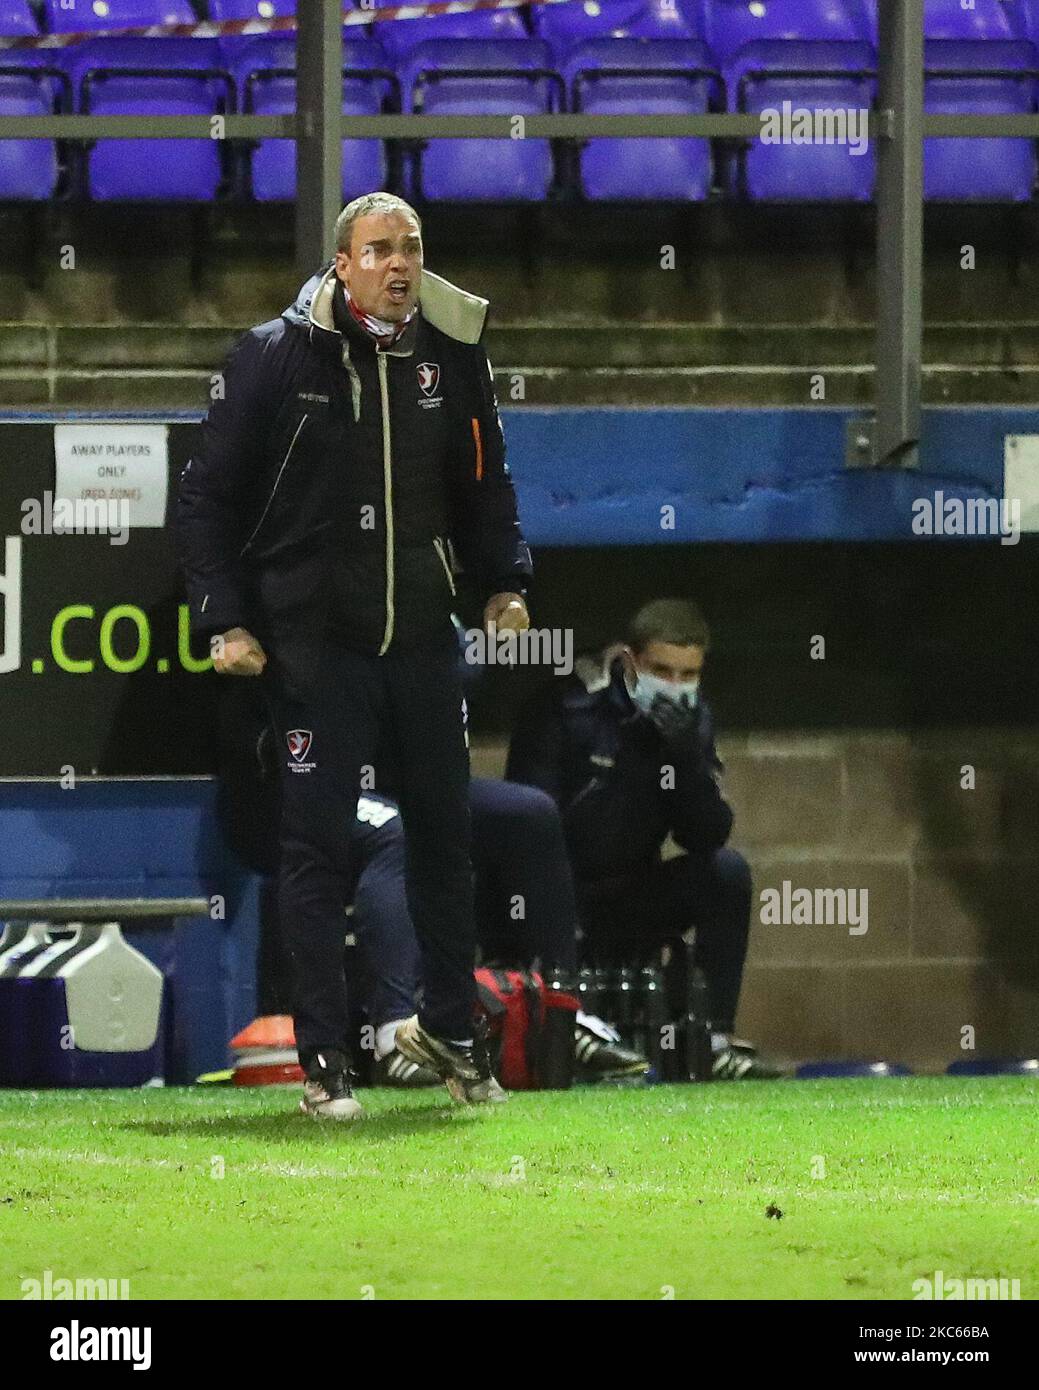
[1,1077,1036,1301]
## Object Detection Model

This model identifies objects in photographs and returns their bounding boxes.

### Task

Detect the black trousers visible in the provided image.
[255,778,579,1029]
[261,623,476,1065]
[352,778,580,1030]
[576,848,753,1034]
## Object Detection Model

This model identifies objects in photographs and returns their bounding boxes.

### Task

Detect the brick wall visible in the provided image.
[471,729,1039,1072]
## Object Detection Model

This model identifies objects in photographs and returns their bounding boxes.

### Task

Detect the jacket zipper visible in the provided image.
[377,352,395,655]
[433,535,457,597]
[240,413,309,556]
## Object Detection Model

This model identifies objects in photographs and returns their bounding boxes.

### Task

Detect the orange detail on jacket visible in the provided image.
[471,417,483,480]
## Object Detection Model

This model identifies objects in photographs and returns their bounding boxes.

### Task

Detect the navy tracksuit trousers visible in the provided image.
[261,622,476,1065]
[575,848,752,1034]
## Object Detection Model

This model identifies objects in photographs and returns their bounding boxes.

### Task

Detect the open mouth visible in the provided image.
[386,279,409,304]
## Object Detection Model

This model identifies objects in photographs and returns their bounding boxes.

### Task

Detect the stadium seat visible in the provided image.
[564,38,719,200]
[924,39,1038,201]
[861,0,1032,44]
[209,0,297,18]
[736,40,876,200]
[403,38,561,201]
[0,3,64,198]
[861,0,1037,202]
[696,0,873,67]
[920,0,1029,41]
[210,0,292,58]
[1018,0,1039,46]
[41,0,197,32]
[532,0,699,63]
[210,1,311,64]
[59,37,233,199]
[370,0,528,65]
[0,0,37,35]
[234,36,395,201]
[694,3,876,201]
[0,56,67,198]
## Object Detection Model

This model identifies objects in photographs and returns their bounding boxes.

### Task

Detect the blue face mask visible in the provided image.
[629,669,700,717]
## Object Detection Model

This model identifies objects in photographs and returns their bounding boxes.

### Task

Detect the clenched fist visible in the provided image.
[483,592,530,634]
[211,626,267,676]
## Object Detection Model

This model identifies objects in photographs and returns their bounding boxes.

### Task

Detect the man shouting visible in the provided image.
[178,192,532,1118]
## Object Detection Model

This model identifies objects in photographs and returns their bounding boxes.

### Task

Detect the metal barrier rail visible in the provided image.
[0,898,210,920]
[1,113,1038,138]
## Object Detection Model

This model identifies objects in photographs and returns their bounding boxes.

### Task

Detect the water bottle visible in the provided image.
[576,965,599,1018]
[615,965,637,1036]
[593,965,615,1026]
[638,964,666,1076]
[683,930,713,1083]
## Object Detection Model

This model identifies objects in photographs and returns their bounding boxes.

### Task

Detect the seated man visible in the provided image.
[506,597,778,1081]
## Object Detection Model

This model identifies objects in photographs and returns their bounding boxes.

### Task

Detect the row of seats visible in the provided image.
[2,1,1038,201]
[10,0,1039,48]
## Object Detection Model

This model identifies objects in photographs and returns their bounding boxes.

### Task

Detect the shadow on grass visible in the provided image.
[122,1102,482,1144]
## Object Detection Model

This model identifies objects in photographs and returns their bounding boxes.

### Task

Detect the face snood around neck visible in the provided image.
[335,278,417,347]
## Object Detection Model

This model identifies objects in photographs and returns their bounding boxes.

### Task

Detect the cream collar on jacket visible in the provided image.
[308,265,489,345]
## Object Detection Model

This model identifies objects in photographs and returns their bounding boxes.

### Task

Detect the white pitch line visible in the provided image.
[1,1143,1036,1207]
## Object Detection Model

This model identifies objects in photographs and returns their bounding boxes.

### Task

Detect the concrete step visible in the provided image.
[5,361,1039,409]
[4,319,1039,407]
[4,202,1038,329]
[5,320,1039,372]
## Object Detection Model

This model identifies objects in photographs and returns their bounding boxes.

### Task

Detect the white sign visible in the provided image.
[1004,435,1039,534]
[53,423,169,529]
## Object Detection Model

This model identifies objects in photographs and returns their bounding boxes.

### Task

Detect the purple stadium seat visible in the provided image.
[0,54,66,197]
[234,36,393,201]
[862,0,1030,44]
[924,39,1037,200]
[217,19,376,67]
[60,38,232,199]
[0,6,65,197]
[911,3,1039,201]
[864,1,1036,201]
[564,38,718,199]
[209,0,296,17]
[371,0,528,65]
[696,0,873,68]
[0,0,37,34]
[1019,0,1039,46]
[41,0,196,33]
[211,1,309,64]
[922,0,1028,41]
[695,3,876,200]
[735,40,876,200]
[533,0,698,63]
[403,38,560,201]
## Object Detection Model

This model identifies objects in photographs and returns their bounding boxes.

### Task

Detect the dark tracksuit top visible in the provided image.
[176,264,532,653]
[505,655,734,885]
[179,264,533,1055]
